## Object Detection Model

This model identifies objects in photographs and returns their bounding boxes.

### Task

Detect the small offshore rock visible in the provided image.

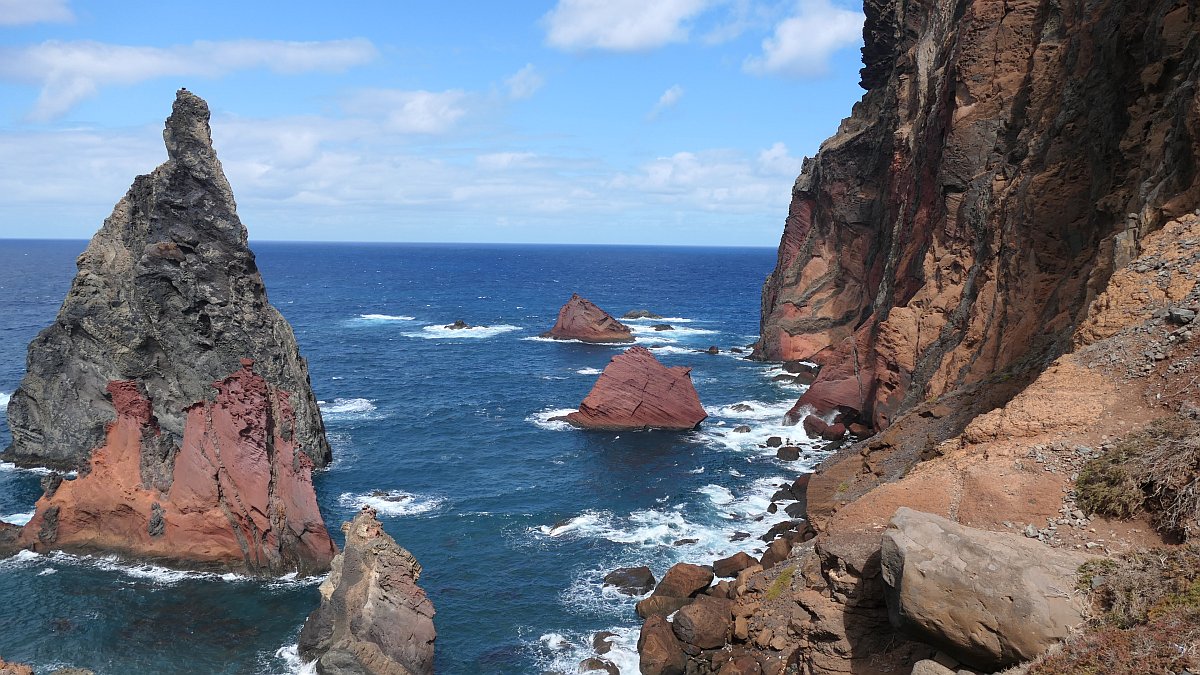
[603,566,656,595]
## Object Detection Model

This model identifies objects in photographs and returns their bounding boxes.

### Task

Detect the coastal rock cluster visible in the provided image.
[300,507,436,675]
[3,88,330,471]
[755,0,1200,432]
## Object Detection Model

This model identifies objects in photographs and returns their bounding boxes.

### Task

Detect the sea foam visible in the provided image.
[2,511,33,526]
[338,490,443,516]
[0,392,9,408]
[405,323,520,339]
[527,408,578,431]
[355,313,415,322]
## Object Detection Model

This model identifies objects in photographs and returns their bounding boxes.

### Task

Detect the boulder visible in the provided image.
[541,294,634,343]
[564,347,707,431]
[776,446,801,461]
[705,346,720,355]
[881,507,1094,670]
[653,563,715,598]
[765,436,783,447]
[592,631,617,655]
[13,363,336,574]
[578,657,618,674]
[802,415,846,441]
[638,616,686,675]
[713,552,757,578]
[636,595,693,619]
[603,566,656,595]
[2,89,330,472]
[732,425,752,433]
[672,595,733,649]
[759,538,792,570]
[299,507,435,675]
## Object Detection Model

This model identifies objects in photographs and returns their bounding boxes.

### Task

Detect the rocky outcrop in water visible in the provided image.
[755,0,1200,431]
[3,88,330,471]
[541,294,634,343]
[6,360,336,575]
[565,346,707,431]
[300,507,436,675]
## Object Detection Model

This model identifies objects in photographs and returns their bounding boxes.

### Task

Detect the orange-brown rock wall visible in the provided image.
[757,0,1200,429]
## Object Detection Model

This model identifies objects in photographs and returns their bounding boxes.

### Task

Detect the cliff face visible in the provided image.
[756,0,1200,429]
[3,89,330,470]
[11,361,336,575]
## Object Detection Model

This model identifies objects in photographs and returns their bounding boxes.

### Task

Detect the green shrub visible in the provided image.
[765,566,794,601]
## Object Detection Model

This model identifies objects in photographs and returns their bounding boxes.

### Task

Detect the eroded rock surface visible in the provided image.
[881,508,1094,669]
[541,294,634,343]
[4,89,330,470]
[9,361,336,575]
[300,507,436,675]
[755,0,1200,431]
[565,347,707,431]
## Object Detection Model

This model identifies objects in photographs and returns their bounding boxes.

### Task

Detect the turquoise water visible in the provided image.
[0,240,826,674]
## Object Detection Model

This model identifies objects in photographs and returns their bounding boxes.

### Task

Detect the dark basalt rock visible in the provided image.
[3,89,330,472]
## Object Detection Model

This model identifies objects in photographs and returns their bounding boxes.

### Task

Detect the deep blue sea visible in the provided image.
[0,240,828,674]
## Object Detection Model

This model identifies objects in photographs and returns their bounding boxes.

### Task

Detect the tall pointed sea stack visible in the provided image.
[3,89,330,470]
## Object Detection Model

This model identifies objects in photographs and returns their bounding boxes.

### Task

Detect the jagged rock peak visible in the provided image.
[3,89,331,471]
[300,507,436,675]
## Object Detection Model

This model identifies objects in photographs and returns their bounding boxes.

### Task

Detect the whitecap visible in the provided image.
[37,568,56,576]
[0,461,54,476]
[317,398,381,421]
[686,467,705,474]
[629,324,717,338]
[531,627,640,675]
[698,484,734,506]
[644,345,702,356]
[354,313,415,322]
[527,408,578,431]
[2,511,33,526]
[275,644,318,675]
[537,511,610,538]
[521,336,631,346]
[405,324,520,339]
[338,490,443,517]
[621,316,695,324]
[576,367,602,376]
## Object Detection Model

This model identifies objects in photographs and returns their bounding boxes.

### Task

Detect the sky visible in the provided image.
[0,0,867,245]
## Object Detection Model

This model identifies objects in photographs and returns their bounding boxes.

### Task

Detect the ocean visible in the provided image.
[0,240,829,674]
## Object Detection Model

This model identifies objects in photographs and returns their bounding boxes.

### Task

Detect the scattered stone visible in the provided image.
[713,552,757,578]
[765,436,783,447]
[775,446,801,461]
[1168,307,1196,325]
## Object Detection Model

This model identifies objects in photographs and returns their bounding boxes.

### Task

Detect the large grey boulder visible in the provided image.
[299,507,436,674]
[3,89,330,471]
[880,507,1093,670]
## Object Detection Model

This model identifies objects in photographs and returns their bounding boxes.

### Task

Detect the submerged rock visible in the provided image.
[300,507,435,675]
[564,347,707,431]
[603,565,656,595]
[3,89,330,471]
[10,361,336,575]
[623,309,663,319]
[444,319,475,329]
[541,294,634,343]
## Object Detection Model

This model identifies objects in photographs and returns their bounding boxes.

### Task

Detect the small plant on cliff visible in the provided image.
[765,566,795,601]
[1075,414,1200,539]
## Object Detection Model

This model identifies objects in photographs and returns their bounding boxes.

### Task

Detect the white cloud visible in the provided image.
[647,84,685,120]
[542,0,710,52]
[744,0,862,77]
[505,64,544,100]
[341,89,468,134]
[0,0,72,25]
[476,152,537,170]
[757,141,802,175]
[608,143,801,211]
[0,38,378,121]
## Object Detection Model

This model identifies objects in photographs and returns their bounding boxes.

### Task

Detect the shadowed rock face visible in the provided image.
[300,507,436,675]
[565,346,707,431]
[541,294,634,343]
[3,89,330,471]
[8,360,336,575]
[756,0,1200,430]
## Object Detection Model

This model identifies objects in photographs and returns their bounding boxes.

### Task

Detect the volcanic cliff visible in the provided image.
[755,0,1200,432]
[3,89,330,471]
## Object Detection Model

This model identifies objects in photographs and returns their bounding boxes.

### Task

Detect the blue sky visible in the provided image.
[0,0,866,245]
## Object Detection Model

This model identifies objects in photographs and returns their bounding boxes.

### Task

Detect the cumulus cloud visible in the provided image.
[0,0,73,25]
[0,38,378,121]
[341,89,468,134]
[505,64,544,100]
[744,0,862,77]
[757,141,802,175]
[542,0,710,52]
[647,84,685,120]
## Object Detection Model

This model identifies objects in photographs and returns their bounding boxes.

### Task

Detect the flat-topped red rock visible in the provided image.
[565,346,707,431]
[541,293,634,343]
